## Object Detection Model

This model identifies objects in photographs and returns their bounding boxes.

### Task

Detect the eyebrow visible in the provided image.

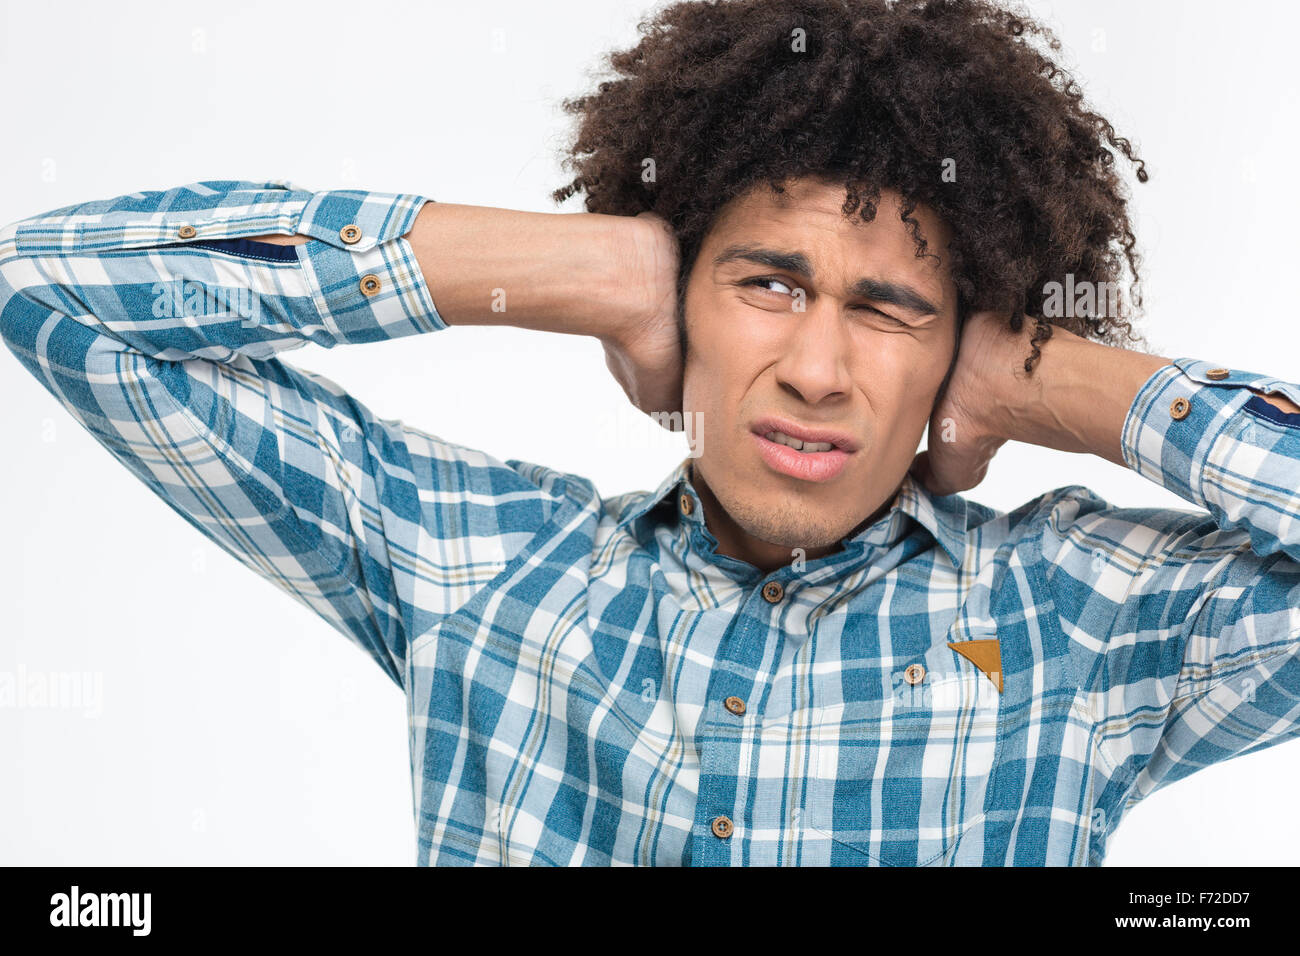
[712,243,941,317]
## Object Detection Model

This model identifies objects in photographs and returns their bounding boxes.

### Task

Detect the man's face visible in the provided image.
[680,177,959,571]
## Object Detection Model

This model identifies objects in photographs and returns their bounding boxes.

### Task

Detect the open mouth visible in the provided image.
[761,429,839,453]
[749,418,857,482]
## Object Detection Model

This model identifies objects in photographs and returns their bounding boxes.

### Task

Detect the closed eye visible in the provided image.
[851,303,908,325]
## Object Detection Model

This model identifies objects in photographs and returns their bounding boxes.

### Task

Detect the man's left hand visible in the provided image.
[907,310,1030,496]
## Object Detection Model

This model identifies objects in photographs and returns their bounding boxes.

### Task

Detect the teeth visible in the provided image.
[765,430,835,453]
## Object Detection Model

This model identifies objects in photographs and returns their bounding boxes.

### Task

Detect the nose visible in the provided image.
[773,298,853,406]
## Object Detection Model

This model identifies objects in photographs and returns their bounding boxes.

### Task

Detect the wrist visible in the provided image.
[951,311,1053,445]
[592,214,666,347]
[996,323,1172,465]
[988,322,1073,444]
[596,212,681,354]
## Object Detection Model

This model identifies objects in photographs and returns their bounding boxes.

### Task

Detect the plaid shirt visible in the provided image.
[2,180,1298,867]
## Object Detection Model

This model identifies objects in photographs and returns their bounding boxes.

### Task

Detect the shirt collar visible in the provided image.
[616,456,968,570]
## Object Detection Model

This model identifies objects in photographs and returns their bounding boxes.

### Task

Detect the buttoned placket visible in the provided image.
[677,484,806,864]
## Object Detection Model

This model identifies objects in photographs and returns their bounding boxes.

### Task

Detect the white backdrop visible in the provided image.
[1,0,1297,865]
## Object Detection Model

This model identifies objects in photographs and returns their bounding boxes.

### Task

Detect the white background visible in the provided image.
[1,0,1297,865]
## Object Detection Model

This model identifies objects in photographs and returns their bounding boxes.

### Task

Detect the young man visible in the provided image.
[2,0,1298,866]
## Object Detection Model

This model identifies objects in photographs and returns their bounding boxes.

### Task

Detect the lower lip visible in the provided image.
[751,432,852,482]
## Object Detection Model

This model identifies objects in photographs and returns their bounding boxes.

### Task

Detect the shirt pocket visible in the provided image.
[808,641,1003,865]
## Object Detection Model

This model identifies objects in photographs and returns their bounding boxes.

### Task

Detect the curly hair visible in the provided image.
[551,0,1150,375]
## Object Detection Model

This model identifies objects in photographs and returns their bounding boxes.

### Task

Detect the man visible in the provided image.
[2,0,1298,866]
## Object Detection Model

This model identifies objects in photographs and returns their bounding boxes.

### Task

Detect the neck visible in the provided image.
[688,462,897,573]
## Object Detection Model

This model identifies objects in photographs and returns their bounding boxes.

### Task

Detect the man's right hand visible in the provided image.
[599,211,684,430]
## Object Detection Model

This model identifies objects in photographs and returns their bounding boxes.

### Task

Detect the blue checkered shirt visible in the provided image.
[2,180,1298,866]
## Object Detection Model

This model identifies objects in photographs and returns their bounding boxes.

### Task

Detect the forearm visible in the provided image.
[254,200,653,345]
[993,330,1171,467]
[992,327,1300,467]
[404,202,651,342]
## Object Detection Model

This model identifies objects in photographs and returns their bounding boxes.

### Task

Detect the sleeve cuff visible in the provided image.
[294,189,445,344]
[1120,357,1300,506]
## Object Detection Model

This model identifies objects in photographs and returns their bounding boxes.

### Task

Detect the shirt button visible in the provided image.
[761,581,784,603]
[904,663,926,685]
[1205,368,1230,380]
[176,224,197,239]
[359,274,382,297]
[1169,396,1191,420]
[679,493,693,516]
[711,815,734,839]
[339,224,362,244]
[724,696,746,716]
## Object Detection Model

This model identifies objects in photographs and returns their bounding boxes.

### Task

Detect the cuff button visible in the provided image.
[1169,396,1191,420]
[176,224,197,239]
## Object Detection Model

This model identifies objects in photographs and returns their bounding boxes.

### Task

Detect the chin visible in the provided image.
[731,497,850,551]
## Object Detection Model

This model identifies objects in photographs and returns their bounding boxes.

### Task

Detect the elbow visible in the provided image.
[0,248,29,350]
[0,246,73,372]
[0,248,42,354]
[0,212,38,342]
